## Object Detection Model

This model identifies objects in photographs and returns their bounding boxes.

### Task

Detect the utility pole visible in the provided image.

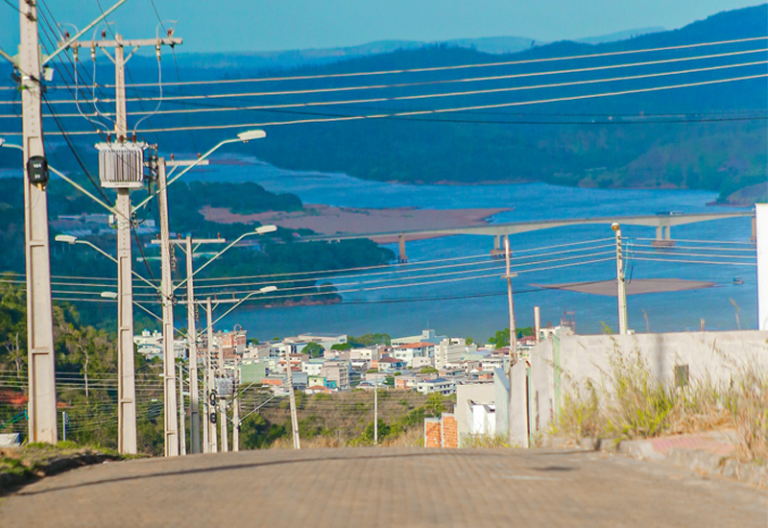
[19,0,58,446]
[232,366,240,452]
[206,298,218,454]
[219,400,229,453]
[284,345,301,449]
[184,237,200,454]
[178,362,186,456]
[374,383,378,446]
[217,323,228,453]
[61,411,67,442]
[503,235,518,444]
[202,359,209,453]
[534,306,541,344]
[157,158,179,456]
[503,236,518,359]
[74,31,181,455]
[612,223,628,335]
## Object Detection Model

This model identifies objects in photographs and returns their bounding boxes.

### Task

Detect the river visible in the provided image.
[188,155,756,343]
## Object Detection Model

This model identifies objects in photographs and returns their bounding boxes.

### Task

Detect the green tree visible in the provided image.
[419,366,438,375]
[302,342,325,358]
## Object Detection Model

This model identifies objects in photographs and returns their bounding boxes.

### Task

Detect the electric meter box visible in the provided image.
[27,155,49,187]
[94,142,146,189]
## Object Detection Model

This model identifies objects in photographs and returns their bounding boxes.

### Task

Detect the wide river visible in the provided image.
[189,155,756,343]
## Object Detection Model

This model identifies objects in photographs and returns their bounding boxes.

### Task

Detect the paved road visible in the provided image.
[0,448,765,527]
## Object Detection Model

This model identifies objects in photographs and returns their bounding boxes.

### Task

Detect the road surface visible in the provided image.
[0,448,764,527]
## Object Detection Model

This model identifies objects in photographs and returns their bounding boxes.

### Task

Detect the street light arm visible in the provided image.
[174,231,252,292]
[196,291,259,338]
[133,137,239,213]
[73,239,161,292]
[1,140,115,214]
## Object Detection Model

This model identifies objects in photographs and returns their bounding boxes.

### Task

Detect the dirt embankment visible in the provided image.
[200,204,509,241]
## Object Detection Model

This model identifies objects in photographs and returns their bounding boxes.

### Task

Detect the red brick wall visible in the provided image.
[442,413,458,449]
[425,418,442,448]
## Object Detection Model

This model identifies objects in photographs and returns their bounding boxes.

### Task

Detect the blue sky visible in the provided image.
[0,0,764,54]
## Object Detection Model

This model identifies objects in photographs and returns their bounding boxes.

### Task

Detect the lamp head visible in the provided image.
[255,225,277,235]
[259,286,278,294]
[237,130,267,142]
[100,291,118,299]
[611,223,620,232]
[55,234,78,244]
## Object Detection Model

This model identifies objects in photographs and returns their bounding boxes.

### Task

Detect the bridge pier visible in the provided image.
[490,235,504,258]
[652,224,675,248]
[398,234,408,263]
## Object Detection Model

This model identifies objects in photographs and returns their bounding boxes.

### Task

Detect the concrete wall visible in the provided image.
[529,329,768,436]
[455,382,495,446]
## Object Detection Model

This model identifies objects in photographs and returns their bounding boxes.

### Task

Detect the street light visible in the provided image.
[173,225,277,292]
[55,235,161,292]
[197,285,278,338]
[2,138,114,213]
[133,129,267,212]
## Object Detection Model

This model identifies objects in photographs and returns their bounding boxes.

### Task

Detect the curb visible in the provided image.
[586,437,767,489]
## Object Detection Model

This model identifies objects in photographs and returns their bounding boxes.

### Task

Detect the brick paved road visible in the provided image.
[0,448,765,527]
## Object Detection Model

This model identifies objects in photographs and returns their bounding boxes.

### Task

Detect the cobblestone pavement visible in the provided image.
[0,448,765,527]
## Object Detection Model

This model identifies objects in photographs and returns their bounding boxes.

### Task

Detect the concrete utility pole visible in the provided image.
[73,31,182,455]
[503,236,518,359]
[219,401,228,453]
[19,0,57,445]
[534,306,541,344]
[157,158,179,456]
[374,384,378,446]
[232,368,240,452]
[217,326,228,453]
[206,298,218,453]
[284,346,301,449]
[184,237,199,454]
[178,362,186,455]
[612,223,629,335]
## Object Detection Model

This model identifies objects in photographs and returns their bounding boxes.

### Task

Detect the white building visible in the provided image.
[302,358,326,377]
[391,342,436,368]
[435,338,478,370]
[295,333,348,350]
[391,329,445,347]
[416,377,456,396]
[134,329,186,359]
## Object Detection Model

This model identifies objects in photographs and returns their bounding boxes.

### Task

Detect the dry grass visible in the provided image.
[269,426,424,449]
[554,350,768,464]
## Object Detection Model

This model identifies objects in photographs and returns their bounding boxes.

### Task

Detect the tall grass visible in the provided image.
[554,350,768,464]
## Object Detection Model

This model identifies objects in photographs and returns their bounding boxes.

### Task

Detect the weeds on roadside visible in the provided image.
[553,349,768,464]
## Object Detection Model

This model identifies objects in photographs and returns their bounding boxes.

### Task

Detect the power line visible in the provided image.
[83,35,768,87]
[86,48,768,105]
[20,70,763,136]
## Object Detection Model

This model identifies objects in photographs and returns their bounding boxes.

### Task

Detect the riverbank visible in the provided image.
[201,204,509,239]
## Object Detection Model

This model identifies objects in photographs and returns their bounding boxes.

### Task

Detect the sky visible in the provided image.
[0,0,764,54]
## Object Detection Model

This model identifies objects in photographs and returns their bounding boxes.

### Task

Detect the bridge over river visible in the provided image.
[303,211,755,262]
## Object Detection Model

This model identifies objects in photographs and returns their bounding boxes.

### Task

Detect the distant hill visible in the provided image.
[157,5,765,200]
[170,27,665,72]
[0,6,764,201]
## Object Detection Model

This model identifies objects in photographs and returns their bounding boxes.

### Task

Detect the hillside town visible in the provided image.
[134,327,541,397]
